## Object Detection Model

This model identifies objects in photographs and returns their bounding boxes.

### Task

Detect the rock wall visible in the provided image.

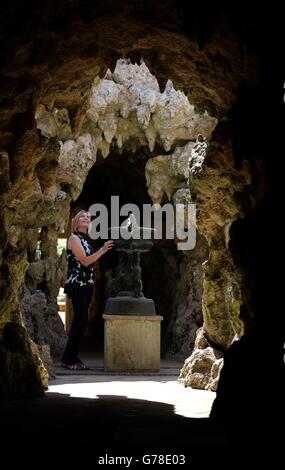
[177,125,251,389]
[0,322,47,399]
[20,224,67,364]
[166,233,208,359]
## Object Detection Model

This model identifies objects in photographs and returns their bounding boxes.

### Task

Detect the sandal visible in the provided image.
[61,363,82,370]
[76,358,90,370]
[76,361,90,370]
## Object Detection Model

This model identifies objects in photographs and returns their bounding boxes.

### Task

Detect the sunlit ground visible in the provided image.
[48,376,215,418]
[54,286,215,419]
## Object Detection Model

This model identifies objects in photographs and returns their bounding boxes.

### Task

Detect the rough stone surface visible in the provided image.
[0,322,47,399]
[20,288,66,360]
[192,136,250,346]
[166,234,208,359]
[207,358,224,392]
[30,341,56,380]
[45,59,217,200]
[178,328,223,391]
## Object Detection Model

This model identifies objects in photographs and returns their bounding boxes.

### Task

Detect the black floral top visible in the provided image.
[65,231,95,288]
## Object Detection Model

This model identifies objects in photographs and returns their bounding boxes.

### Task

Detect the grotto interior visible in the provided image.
[0,0,284,463]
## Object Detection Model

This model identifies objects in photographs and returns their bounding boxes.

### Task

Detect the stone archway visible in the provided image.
[64,144,208,358]
[38,59,218,360]
[32,59,249,388]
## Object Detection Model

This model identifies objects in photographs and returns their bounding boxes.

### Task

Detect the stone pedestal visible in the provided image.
[103,314,163,372]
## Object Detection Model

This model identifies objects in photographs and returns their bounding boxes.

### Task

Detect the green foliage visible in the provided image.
[57,239,67,256]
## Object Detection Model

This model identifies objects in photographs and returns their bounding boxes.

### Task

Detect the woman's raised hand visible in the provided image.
[102,240,114,253]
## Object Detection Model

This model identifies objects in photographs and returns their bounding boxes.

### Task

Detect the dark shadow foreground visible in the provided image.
[0,392,229,466]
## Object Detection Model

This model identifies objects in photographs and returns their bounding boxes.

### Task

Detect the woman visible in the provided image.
[61,210,113,370]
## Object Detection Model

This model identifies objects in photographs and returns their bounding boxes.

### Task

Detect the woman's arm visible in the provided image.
[68,235,114,267]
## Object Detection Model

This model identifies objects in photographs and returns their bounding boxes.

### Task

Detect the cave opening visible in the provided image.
[67,146,184,358]
[15,55,214,382]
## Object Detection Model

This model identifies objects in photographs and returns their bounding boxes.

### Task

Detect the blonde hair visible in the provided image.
[71,210,91,233]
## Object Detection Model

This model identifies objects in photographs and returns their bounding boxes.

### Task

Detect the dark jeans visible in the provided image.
[61,286,93,365]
